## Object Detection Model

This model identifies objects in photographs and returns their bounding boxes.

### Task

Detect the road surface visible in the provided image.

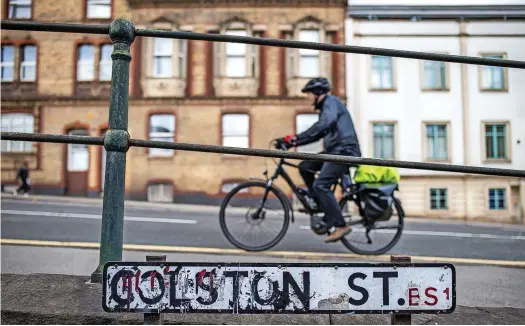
[1,197,525,262]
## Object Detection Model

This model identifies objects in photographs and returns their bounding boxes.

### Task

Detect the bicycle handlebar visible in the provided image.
[272,138,289,151]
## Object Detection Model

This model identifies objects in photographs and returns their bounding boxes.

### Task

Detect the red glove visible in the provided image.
[284,134,297,144]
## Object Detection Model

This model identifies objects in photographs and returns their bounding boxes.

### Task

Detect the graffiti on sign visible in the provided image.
[102,263,456,314]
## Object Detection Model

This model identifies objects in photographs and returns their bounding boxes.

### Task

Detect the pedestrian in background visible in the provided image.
[14,161,31,197]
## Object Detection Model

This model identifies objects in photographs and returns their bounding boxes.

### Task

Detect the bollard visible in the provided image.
[391,255,412,325]
[143,255,167,325]
[90,18,136,283]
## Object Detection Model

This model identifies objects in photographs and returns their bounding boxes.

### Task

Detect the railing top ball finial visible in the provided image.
[109,18,136,44]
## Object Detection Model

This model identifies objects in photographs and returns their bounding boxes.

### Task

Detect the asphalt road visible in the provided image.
[1,197,525,261]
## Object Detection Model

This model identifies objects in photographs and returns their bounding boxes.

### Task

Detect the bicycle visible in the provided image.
[219,138,405,255]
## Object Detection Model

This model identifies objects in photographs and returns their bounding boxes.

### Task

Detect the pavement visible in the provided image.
[2,272,525,324]
[2,194,525,324]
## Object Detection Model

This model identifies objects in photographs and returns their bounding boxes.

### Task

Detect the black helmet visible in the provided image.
[301,77,331,95]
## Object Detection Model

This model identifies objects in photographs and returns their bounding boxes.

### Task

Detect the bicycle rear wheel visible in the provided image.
[339,197,404,255]
[219,181,290,251]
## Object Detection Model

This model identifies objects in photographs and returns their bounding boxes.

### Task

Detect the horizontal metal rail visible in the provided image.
[0,132,105,145]
[2,132,524,178]
[0,20,109,34]
[2,20,525,68]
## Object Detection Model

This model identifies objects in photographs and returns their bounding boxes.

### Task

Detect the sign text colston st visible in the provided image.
[102,263,456,314]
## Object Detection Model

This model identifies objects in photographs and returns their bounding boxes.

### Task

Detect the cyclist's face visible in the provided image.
[306,92,316,104]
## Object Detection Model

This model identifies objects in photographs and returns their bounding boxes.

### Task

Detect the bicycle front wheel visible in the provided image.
[219,181,290,251]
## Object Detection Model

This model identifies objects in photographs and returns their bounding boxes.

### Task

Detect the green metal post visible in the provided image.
[90,18,135,283]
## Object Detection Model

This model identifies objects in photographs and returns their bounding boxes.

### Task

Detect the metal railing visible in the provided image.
[1,18,524,284]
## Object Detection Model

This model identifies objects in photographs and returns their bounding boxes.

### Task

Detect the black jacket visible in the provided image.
[18,166,29,181]
[295,95,361,156]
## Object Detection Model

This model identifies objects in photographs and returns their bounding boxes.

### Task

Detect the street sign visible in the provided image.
[102,262,455,314]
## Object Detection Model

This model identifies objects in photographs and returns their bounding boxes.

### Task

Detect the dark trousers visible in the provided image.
[17,179,30,194]
[298,160,348,228]
[299,146,361,228]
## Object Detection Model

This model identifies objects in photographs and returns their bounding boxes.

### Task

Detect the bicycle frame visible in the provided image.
[260,157,347,216]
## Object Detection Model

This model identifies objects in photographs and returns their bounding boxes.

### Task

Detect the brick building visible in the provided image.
[1,0,347,204]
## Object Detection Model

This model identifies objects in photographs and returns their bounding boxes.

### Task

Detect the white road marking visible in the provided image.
[1,210,197,224]
[299,225,525,241]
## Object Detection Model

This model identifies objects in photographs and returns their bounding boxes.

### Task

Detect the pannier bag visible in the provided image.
[354,165,400,222]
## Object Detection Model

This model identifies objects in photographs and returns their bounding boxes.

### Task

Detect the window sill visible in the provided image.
[75,81,111,98]
[83,18,113,23]
[214,77,258,97]
[421,88,450,92]
[76,80,111,83]
[424,158,452,164]
[480,88,508,92]
[221,154,249,160]
[6,17,32,21]
[1,151,37,155]
[147,155,175,161]
[483,159,511,164]
[374,157,396,161]
[141,77,186,98]
[369,88,397,92]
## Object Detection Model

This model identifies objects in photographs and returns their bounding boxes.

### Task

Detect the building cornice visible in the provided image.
[0,96,347,107]
[347,5,525,20]
[129,0,347,7]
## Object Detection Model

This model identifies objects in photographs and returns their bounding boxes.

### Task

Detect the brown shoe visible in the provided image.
[324,225,352,243]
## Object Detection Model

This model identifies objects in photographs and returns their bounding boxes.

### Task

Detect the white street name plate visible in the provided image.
[103,262,455,314]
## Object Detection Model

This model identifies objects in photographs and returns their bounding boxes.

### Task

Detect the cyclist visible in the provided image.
[277,77,362,243]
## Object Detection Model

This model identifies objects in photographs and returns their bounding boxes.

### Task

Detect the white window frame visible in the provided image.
[480,54,507,91]
[86,0,111,19]
[178,39,186,78]
[222,114,249,149]
[296,113,323,153]
[8,0,31,19]
[424,123,449,161]
[67,129,89,172]
[147,183,173,203]
[20,44,37,82]
[298,29,320,78]
[99,43,113,81]
[215,22,258,79]
[1,45,15,82]
[224,29,248,78]
[372,122,396,160]
[1,113,34,152]
[152,38,173,78]
[77,44,95,81]
[286,32,295,78]
[371,56,394,90]
[488,188,507,210]
[422,60,447,90]
[148,114,175,156]
[221,182,248,194]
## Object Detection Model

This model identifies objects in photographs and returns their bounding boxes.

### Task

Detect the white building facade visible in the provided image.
[345,0,525,222]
